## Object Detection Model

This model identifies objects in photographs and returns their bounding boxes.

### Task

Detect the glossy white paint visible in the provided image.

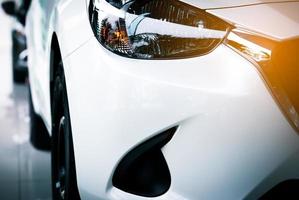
[208,2,299,40]
[181,0,299,9]
[25,0,299,199]
[26,0,92,131]
[65,36,299,199]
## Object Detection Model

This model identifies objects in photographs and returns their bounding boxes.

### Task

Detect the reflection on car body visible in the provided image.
[25,0,299,199]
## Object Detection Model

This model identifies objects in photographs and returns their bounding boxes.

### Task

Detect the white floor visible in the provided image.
[0,9,52,200]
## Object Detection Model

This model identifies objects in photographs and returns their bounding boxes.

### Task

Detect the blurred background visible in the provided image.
[0,1,51,199]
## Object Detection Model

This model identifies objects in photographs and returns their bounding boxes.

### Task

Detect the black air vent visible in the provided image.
[260,179,299,199]
[112,126,178,197]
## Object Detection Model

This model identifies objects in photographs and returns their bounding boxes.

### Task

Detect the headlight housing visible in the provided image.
[89,0,232,59]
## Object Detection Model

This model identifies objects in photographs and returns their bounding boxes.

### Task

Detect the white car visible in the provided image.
[25,0,299,199]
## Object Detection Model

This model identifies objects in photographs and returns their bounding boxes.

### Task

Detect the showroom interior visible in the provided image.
[0,7,51,200]
[0,0,299,199]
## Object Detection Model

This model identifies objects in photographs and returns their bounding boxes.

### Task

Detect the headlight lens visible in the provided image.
[89,0,232,59]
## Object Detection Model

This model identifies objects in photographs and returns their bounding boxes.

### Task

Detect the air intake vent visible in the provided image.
[260,179,299,199]
[112,126,178,197]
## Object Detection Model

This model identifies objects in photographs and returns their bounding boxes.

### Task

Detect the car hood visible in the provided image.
[180,0,299,40]
[180,0,298,9]
[209,2,299,39]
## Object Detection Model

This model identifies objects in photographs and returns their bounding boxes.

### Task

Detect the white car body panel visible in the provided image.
[208,2,299,39]
[26,0,92,130]
[66,38,299,199]
[181,0,299,9]
[25,0,299,199]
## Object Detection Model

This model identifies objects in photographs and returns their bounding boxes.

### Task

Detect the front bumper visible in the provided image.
[63,37,299,199]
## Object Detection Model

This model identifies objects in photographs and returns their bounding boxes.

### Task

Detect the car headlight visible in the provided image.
[89,0,232,59]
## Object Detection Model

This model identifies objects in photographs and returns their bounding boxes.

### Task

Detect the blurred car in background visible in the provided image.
[1,0,31,83]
